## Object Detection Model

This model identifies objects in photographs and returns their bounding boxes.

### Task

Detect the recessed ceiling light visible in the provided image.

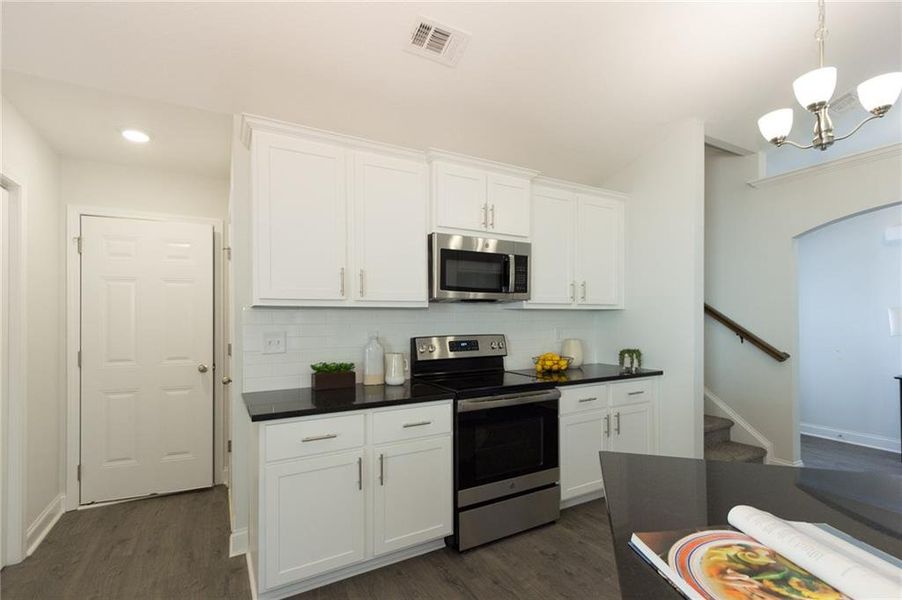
[121,129,150,144]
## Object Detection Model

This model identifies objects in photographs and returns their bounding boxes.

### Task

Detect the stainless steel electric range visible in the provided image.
[410,334,560,551]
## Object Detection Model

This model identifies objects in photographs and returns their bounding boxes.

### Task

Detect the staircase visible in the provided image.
[704,415,767,464]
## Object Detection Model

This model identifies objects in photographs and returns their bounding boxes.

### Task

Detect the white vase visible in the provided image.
[561,339,584,367]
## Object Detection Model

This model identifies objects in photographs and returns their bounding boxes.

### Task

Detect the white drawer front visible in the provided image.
[373,402,452,445]
[610,378,655,407]
[559,384,608,415]
[265,413,365,462]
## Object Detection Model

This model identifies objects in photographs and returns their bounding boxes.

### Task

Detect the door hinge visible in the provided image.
[77,350,82,368]
[227,440,232,453]
[75,236,83,255]
[227,343,232,357]
[77,464,81,482]
[223,246,232,260]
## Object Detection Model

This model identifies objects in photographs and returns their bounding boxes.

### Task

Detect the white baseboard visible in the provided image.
[230,527,249,557]
[767,457,805,467]
[561,489,604,509]
[246,552,259,600]
[26,493,65,556]
[801,423,901,454]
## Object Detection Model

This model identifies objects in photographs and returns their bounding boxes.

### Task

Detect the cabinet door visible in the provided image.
[575,195,624,307]
[433,162,487,232]
[609,402,655,455]
[529,186,575,305]
[253,132,347,303]
[373,436,453,556]
[263,451,365,589]
[487,173,530,237]
[353,152,427,304]
[560,411,609,501]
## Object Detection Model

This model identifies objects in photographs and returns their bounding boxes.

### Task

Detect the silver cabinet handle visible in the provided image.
[301,433,338,443]
[627,390,645,396]
[569,281,575,301]
[339,267,346,297]
[614,412,621,435]
[482,203,488,228]
[359,269,365,297]
[402,420,432,428]
[197,364,208,373]
[379,453,384,486]
[580,281,587,301]
[604,414,611,437]
[578,397,597,403]
[357,456,362,490]
[490,204,496,229]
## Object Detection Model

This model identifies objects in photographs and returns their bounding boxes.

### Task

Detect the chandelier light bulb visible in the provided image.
[792,66,837,110]
[857,72,902,115]
[758,109,794,143]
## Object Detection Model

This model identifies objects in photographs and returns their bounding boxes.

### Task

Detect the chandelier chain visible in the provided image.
[815,0,828,67]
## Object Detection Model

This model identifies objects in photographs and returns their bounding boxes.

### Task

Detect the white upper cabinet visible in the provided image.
[576,194,624,308]
[523,179,625,310]
[486,173,531,237]
[252,131,347,303]
[429,152,537,240]
[433,162,488,232]
[530,185,576,305]
[353,152,427,305]
[244,117,428,307]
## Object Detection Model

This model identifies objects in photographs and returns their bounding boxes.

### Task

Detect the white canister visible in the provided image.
[561,338,584,367]
[384,353,408,386]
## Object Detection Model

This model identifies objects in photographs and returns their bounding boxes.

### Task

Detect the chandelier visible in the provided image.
[757,0,902,151]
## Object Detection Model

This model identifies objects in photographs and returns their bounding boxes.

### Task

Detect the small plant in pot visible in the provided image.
[618,349,643,373]
[311,362,356,390]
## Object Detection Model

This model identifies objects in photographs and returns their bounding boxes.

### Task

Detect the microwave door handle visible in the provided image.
[508,254,515,293]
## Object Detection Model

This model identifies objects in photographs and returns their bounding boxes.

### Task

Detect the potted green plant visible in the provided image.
[618,349,643,372]
[311,362,356,390]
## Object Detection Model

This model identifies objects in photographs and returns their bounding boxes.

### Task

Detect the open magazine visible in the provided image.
[630,505,902,600]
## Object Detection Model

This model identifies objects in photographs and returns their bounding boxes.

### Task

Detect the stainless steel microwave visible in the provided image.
[429,233,530,302]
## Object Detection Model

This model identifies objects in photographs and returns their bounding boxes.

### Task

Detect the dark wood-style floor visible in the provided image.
[1,486,620,600]
[800,434,902,474]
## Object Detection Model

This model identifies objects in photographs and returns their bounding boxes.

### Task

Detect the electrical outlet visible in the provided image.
[263,331,286,354]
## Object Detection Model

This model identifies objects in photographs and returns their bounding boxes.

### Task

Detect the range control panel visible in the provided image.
[412,334,508,361]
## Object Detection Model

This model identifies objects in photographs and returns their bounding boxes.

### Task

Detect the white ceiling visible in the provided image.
[2,1,900,184]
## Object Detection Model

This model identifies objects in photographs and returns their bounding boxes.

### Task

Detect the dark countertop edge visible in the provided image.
[246,391,454,422]
[553,369,664,386]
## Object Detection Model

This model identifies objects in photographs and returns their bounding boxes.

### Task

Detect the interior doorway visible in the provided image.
[78,215,214,504]
[797,203,902,469]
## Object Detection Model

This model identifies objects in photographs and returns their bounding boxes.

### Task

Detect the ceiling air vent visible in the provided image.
[830,91,859,114]
[406,18,470,67]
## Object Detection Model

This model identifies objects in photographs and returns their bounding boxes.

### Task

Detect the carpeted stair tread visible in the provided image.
[705,441,767,464]
[704,415,734,433]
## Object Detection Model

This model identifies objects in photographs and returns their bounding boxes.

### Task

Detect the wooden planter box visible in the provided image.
[312,371,356,391]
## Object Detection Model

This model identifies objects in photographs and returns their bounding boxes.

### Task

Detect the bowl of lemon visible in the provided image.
[532,352,573,373]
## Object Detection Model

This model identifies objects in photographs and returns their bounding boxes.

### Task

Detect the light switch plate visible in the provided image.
[263,331,287,354]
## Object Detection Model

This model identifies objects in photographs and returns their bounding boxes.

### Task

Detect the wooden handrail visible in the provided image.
[704,304,791,363]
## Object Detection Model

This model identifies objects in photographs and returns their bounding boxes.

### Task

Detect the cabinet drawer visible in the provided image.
[265,414,365,462]
[373,402,452,444]
[559,384,608,415]
[610,379,655,407]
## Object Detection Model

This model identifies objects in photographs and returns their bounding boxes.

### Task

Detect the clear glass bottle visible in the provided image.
[363,332,385,386]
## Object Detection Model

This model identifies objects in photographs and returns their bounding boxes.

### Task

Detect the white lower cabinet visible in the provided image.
[558,379,659,504]
[373,437,453,556]
[252,400,453,598]
[263,451,366,587]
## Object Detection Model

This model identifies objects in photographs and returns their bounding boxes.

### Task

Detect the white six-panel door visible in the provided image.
[80,216,213,504]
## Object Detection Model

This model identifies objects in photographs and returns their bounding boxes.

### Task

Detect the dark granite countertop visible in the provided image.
[243,381,454,422]
[508,362,663,386]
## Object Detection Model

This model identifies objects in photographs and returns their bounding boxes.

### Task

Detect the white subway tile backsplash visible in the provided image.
[242,305,602,392]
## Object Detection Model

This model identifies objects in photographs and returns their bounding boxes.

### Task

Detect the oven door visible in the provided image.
[429,233,530,301]
[456,389,560,507]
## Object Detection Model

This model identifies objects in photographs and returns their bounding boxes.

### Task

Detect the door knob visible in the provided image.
[222,376,232,385]
[198,364,209,373]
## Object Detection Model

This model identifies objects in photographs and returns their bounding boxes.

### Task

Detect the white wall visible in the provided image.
[798,203,902,452]
[706,144,902,463]
[243,305,600,392]
[1,97,63,530]
[599,118,707,459]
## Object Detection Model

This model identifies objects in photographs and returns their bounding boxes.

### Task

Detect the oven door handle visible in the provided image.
[457,388,561,412]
